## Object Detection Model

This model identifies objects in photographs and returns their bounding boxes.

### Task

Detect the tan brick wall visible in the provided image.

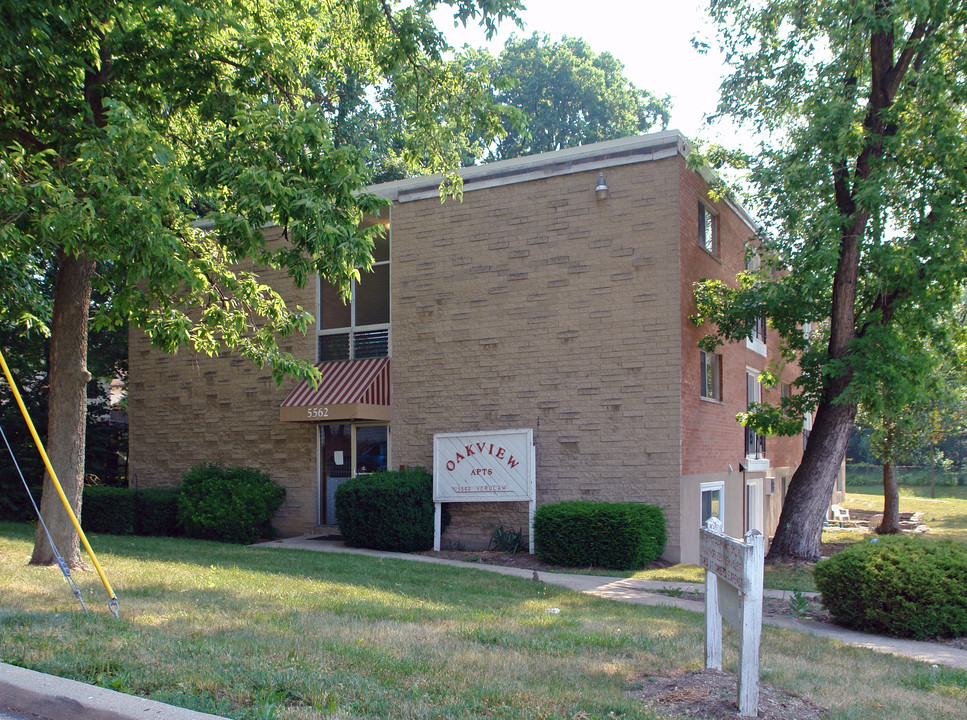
[127,226,319,536]
[389,159,686,554]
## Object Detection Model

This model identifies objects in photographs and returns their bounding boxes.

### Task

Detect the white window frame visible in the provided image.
[745,370,769,469]
[698,201,718,256]
[700,349,722,401]
[700,481,725,528]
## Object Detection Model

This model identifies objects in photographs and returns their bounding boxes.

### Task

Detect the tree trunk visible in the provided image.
[29,250,95,568]
[766,398,856,562]
[877,460,901,534]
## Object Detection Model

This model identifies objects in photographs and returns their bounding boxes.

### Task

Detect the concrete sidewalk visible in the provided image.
[263,534,967,670]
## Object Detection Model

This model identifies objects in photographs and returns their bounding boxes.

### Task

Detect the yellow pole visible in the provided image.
[0,347,119,616]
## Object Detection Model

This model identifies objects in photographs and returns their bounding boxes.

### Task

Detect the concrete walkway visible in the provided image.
[263,534,967,670]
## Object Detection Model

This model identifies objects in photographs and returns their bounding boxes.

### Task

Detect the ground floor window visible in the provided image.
[700,481,724,527]
[318,423,389,525]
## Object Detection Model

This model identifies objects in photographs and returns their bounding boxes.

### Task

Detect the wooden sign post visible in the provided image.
[699,517,764,718]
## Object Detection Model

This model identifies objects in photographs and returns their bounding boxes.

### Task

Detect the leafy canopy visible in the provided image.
[692,0,967,436]
[463,33,671,162]
[0,0,522,382]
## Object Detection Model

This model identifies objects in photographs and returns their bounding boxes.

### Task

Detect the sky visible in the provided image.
[432,0,730,144]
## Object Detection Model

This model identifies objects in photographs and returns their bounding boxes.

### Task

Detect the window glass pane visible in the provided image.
[372,232,390,263]
[355,425,388,474]
[700,352,709,397]
[318,333,350,362]
[320,279,351,330]
[698,203,716,254]
[353,329,389,358]
[698,203,707,247]
[355,263,389,326]
[701,488,721,525]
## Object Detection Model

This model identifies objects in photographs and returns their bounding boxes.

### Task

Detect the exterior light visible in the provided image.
[595,172,609,200]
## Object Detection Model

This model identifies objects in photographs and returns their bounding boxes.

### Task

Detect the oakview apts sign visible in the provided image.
[432,428,536,551]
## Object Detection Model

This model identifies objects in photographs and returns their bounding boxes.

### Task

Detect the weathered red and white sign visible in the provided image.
[432,429,536,553]
[433,429,534,503]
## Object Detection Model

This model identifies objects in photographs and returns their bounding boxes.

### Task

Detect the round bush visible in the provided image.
[814,535,967,639]
[177,463,286,544]
[335,467,435,552]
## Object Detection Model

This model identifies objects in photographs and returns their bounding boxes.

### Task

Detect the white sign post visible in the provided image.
[433,429,536,553]
[699,517,764,718]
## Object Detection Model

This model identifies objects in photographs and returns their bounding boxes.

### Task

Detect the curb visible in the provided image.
[0,663,229,720]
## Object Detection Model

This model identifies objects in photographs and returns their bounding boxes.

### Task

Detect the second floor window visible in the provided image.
[698,201,718,256]
[318,233,389,362]
[700,350,722,401]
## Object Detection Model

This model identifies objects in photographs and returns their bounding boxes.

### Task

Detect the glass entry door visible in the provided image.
[319,424,389,526]
[321,425,352,526]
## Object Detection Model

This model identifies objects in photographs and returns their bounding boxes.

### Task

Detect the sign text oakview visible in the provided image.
[444,442,521,472]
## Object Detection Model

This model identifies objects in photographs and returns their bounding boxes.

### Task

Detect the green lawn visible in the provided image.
[1,522,965,720]
[841,485,967,544]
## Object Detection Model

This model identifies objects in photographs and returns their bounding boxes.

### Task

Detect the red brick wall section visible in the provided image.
[678,157,804,475]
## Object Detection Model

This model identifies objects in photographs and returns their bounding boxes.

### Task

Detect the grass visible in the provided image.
[2,522,966,720]
[840,485,967,544]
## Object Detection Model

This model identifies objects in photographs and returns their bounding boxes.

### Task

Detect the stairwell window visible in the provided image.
[746,314,767,356]
[700,350,722,401]
[318,233,390,362]
[698,201,718,256]
[745,371,766,460]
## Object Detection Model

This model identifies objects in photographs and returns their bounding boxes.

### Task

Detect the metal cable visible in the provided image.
[0,423,88,614]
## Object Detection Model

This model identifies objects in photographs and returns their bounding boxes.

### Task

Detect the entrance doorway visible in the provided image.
[319,424,389,525]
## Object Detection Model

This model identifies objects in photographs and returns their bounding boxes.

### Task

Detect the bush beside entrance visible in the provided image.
[533,500,666,570]
[335,467,435,552]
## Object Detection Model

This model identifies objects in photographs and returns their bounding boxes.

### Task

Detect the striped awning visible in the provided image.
[280,358,390,422]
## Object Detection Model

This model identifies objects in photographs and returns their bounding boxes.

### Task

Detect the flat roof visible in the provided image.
[368,130,758,233]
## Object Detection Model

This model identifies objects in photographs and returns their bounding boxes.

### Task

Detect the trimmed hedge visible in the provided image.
[82,486,136,535]
[134,488,181,536]
[335,467,435,552]
[814,535,967,639]
[178,463,286,544]
[81,486,182,537]
[534,500,666,570]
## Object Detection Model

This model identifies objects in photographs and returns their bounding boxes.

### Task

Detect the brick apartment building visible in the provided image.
[129,131,834,563]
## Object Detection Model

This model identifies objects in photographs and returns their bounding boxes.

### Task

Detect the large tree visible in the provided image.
[692,0,967,560]
[0,0,521,567]
[464,33,671,162]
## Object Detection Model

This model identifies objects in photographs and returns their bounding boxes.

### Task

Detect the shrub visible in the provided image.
[534,501,666,570]
[814,535,967,639]
[135,488,181,537]
[335,467,435,552]
[177,463,285,544]
[82,486,136,535]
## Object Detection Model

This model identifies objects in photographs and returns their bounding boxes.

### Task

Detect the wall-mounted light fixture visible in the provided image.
[595,172,609,200]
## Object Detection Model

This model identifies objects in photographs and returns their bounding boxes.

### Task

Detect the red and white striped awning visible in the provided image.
[280,358,390,422]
